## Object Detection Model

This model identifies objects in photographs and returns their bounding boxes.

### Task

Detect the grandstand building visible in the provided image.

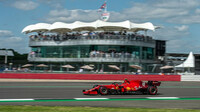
[22,20,165,73]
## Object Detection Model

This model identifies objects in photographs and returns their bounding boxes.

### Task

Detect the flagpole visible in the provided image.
[105,0,107,12]
[99,0,109,21]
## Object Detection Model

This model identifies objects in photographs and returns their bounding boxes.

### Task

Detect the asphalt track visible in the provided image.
[0,81,200,109]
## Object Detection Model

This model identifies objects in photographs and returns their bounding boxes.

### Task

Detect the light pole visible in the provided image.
[4,49,8,70]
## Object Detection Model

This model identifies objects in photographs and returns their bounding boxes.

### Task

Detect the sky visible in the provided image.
[0,0,200,54]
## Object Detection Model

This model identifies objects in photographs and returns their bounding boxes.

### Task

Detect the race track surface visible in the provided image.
[0,81,200,109]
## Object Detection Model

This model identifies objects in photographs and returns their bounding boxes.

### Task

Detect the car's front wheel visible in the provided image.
[99,87,108,95]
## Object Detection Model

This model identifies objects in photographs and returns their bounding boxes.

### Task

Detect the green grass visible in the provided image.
[0,106,199,112]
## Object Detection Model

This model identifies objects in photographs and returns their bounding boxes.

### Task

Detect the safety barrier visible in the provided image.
[181,75,200,81]
[0,73,181,81]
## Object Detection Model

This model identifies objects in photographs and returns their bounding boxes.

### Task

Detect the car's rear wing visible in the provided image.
[147,81,161,86]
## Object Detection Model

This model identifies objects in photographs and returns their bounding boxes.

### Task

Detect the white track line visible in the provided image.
[75,98,109,100]
[147,97,179,99]
[0,99,34,101]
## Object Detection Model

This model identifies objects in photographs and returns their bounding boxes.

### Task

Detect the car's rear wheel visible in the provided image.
[99,87,108,95]
[148,86,157,95]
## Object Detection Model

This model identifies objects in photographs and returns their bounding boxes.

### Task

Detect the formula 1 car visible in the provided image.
[83,79,161,95]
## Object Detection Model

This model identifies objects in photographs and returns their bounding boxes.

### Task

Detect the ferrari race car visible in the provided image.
[83,79,161,95]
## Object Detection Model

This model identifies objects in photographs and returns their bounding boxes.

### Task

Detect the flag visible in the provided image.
[100,2,106,9]
[98,2,106,11]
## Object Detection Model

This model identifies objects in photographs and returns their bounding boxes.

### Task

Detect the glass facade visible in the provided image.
[142,47,154,60]
[31,45,154,60]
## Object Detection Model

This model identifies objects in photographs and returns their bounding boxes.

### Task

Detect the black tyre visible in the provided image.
[147,86,157,95]
[99,86,108,95]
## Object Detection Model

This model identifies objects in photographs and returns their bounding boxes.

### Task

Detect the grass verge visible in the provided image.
[0,106,200,112]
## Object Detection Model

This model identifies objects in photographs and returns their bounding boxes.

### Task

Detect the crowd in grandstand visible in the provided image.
[29,32,153,42]
[29,50,139,59]
[90,50,134,58]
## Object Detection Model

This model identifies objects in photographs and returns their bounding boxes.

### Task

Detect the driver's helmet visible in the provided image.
[124,78,129,83]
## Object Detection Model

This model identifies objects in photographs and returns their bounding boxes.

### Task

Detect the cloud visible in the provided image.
[166,38,200,53]
[6,37,23,42]
[151,26,189,40]
[168,15,200,24]
[44,0,200,24]
[175,25,189,31]
[45,9,100,23]
[1,0,64,10]
[37,0,65,9]
[121,0,200,23]
[0,30,13,37]
[195,8,200,14]
[150,26,192,53]
[122,3,189,21]
[12,0,39,10]
[0,30,29,53]
[153,0,199,8]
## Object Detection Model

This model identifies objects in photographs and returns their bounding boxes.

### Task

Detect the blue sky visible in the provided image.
[0,0,200,54]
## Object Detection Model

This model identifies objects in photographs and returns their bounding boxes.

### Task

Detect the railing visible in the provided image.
[28,52,141,59]
[29,34,155,43]
[28,53,156,63]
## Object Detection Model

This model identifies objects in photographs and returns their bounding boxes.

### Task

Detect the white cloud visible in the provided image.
[12,0,38,10]
[0,30,29,53]
[195,8,200,14]
[44,0,200,24]
[153,0,199,8]
[121,0,200,23]
[149,26,192,53]
[166,38,200,53]
[168,15,200,24]
[0,30,13,37]
[151,26,189,40]
[37,0,64,9]
[175,25,189,31]
[122,3,189,21]
[0,37,29,53]
[7,37,23,42]
[45,9,100,23]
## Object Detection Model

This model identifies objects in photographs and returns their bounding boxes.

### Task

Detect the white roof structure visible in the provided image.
[22,23,51,33]
[49,22,72,32]
[0,50,14,56]
[175,52,195,68]
[22,20,158,33]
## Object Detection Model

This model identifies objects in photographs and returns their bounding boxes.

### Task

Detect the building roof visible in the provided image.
[22,20,158,33]
[0,50,14,56]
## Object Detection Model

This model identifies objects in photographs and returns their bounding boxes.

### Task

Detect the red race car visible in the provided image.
[83,79,161,95]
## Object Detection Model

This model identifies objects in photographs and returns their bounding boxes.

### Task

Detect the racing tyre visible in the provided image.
[99,87,108,95]
[147,86,157,95]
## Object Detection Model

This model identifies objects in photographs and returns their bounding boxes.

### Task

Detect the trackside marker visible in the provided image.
[0,99,34,101]
[0,97,200,102]
[147,97,179,99]
[75,98,109,100]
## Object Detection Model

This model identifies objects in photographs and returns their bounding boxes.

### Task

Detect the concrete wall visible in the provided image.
[0,73,180,81]
[181,75,200,81]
